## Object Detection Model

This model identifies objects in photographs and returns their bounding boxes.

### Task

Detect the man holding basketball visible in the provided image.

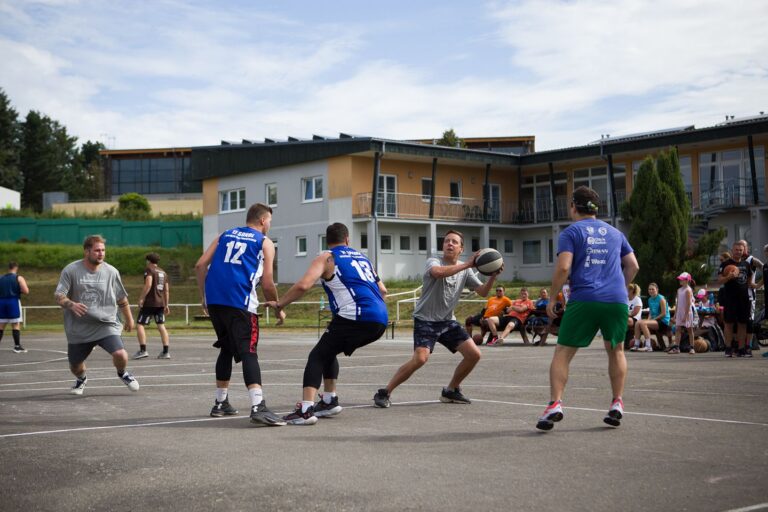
[537,186,639,431]
[718,240,761,357]
[373,230,500,407]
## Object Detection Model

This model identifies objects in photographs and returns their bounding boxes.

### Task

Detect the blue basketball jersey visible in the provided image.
[0,273,20,298]
[204,226,266,314]
[321,246,388,324]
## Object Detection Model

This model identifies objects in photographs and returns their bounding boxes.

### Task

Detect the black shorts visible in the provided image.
[498,316,522,331]
[207,305,259,363]
[68,335,124,365]
[320,316,387,356]
[722,294,751,324]
[137,307,165,325]
[466,313,484,326]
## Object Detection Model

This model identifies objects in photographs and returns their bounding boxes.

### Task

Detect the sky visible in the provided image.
[1,0,767,151]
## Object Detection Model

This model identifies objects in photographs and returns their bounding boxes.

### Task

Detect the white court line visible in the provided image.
[472,399,768,427]
[723,503,768,512]
[1,395,767,439]
[0,357,69,368]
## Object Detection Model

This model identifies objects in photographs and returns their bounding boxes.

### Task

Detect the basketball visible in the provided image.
[724,264,739,278]
[475,248,503,276]
[472,333,484,345]
[693,337,709,353]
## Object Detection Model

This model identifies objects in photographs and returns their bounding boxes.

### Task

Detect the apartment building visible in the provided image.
[188,115,768,283]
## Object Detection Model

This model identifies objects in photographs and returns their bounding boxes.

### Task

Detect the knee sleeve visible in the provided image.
[215,350,233,381]
[241,352,262,387]
[302,344,339,388]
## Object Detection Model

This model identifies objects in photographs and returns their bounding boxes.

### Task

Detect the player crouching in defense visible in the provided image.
[264,223,388,425]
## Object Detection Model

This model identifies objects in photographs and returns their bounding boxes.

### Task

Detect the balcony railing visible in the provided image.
[699,178,766,210]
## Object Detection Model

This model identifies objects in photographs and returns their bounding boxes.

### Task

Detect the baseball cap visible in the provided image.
[676,272,692,281]
[696,288,707,298]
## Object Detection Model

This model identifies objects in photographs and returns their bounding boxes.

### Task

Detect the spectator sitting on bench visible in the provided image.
[626,283,644,350]
[465,285,512,344]
[527,288,551,345]
[537,291,566,346]
[634,282,670,351]
[486,287,535,345]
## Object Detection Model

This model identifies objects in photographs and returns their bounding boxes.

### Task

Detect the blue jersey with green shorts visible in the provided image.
[557,218,634,348]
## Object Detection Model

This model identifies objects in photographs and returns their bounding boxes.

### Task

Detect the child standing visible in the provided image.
[671,272,696,354]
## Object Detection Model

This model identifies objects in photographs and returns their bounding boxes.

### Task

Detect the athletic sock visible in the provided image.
[0,330,3,342]
[322,392,336,404]
[300,400,314,413]
[75,372,86,380]
[117,369,125,377]
[139,344,146,352]
[162,346,169,354]
[215,388,228,402]
[248,388,263,407]
[12,329,20,345]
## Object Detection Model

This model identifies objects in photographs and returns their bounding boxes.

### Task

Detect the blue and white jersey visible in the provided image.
[205,226,266,314]
[321,246,388,324]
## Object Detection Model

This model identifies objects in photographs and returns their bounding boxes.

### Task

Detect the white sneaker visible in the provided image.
[604,398,624,427]
[132,350,148,360]
[120,372,140,392]
[70,376,87,395]
[643,345,653,352]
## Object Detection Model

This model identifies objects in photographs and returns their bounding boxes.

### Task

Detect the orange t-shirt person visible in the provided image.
[483,291,513,319]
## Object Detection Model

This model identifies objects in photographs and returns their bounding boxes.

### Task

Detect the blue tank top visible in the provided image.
[648,294,670,325]
[321,246,388,324]
[0,273,20,298]
[205,226,266,313]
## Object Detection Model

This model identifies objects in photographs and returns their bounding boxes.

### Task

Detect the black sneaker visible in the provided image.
[12,345,27,353]
[70,376,87,395]
[735,348,745,358]
[724,348,733,358]
[283,403,318,425]
[743,348,753,358]
[314,395,342,417]
[250,401,287,426]
[373,388,391,408]
[440,387,471,404]
[210,398,238,417]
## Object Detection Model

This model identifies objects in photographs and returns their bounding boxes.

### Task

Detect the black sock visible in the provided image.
[0,330,3,343]
[162,346,169,354]
[76,372,86,380]
[117,369,125,377]
[12,329,20,346]
[139,344,146,351]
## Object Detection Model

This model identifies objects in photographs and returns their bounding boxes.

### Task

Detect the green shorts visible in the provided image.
[557,301,628,349]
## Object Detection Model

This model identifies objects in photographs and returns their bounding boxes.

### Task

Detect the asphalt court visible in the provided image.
[1,332,767,512]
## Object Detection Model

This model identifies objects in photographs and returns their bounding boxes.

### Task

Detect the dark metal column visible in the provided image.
[548,162,556,222]
[607,154,617,221]
[482,163,490,220]
[516,165,522,222]
[428,158,437,219]
[748,135,759,205]
[371,151,381,268]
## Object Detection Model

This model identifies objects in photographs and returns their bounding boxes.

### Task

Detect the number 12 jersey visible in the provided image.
[205,226,265,314]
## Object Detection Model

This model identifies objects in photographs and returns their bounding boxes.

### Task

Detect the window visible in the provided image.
[319,235,327,251]
[489,239,498,250]
[548,238,554,264]
[418,236,427,253]
[449,181,462,203]
[437,237,444,252]
[504,239,514,254]
[296,236,307,256]
[523,240,541,264]
[421,178,433,202]
[220,189,246,213]
[360,233,368,250]
[381,235,393,253]
[400,235,411,252]
[302,176,323,202]
[471,238,480,252]
[573,167,608,214]
[266,183,277,207]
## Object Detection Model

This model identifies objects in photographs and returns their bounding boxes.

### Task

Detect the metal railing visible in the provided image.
[699,177,766,210]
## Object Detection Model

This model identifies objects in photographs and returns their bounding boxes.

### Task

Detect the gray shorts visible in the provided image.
[68,335,125,365]
[413,319,470,354]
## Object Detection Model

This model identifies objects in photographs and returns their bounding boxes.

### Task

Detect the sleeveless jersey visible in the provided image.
[321,245,388,324]
[205,226,266,314]
[0,273,20,298]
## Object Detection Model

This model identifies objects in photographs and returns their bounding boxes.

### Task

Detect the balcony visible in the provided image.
[699,178,766,211]
[354,192,514,223]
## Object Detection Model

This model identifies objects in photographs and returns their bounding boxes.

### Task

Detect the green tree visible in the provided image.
[436,128,466,148]
[117,192,151,220]
[19,111,78,211]
[62,140,106,200]
[0,89,22,191]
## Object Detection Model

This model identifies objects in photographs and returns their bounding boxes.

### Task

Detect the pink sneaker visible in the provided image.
[536,400,564,431]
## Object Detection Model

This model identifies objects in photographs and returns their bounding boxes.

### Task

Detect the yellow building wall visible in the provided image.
[53,198,203,216]
[202,178,219,216]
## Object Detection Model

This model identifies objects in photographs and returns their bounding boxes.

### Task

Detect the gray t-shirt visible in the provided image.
[55,260,128,344]
[413,257,483,322]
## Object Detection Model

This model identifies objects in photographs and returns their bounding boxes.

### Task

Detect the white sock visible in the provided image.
[322,392,336,404]
[301,400,314,413]
[644,339,652,349]
[215,388,228,402]
[249,387,263,407]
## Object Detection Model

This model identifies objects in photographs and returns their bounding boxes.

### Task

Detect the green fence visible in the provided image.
[0,218,201,247]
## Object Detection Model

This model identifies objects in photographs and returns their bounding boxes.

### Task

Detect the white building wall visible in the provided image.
[0,186,20,210]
